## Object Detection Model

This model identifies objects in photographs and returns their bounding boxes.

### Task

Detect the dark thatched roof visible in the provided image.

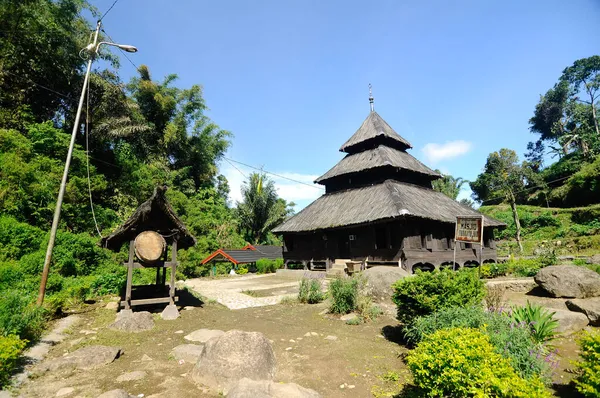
[315,145,441,184]
[339,111,412,153]
[101,186,196,251]
[272,180,505,233]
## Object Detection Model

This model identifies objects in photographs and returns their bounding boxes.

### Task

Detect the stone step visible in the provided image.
[333,258,351,266]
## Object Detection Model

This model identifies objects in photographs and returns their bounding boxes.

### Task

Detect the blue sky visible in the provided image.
[95,0,600,209]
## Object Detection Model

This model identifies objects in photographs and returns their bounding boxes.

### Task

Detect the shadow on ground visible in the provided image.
[117,285,204,313]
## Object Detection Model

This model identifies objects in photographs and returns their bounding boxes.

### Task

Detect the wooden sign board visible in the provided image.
[455,216,483,243]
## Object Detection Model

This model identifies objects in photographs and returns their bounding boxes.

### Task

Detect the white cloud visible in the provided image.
[220,165,323,209]
[422,140,473,163]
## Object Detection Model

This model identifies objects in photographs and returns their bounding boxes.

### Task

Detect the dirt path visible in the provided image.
[14,301,407,398]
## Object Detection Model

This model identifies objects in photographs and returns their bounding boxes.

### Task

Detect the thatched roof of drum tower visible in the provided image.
[339,111,412,153]
[101,186,196,251]
[272,180,505,233]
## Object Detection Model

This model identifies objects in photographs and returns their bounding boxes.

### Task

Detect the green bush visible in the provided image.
[90,270,126,296]
[480,262,509,279]
[510,302,558,344]
[392,269,485,325]
[256,258,279,274]
[574,331,600,397]
[236,265,249,275]
[403,306,552,380]
[329,277,359,314]
[508,258,543,277]
[0,290,46,342]
[0,334,27,387]
[406,327,551,397]
[298,277,325,304]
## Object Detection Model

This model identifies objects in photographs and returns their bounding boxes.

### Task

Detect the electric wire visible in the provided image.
[1,69,72,99]
[102,29,139,72]
[85,76,103,238]
[99,0,121,22]
[224,157,324,190]
[224,157,246,178]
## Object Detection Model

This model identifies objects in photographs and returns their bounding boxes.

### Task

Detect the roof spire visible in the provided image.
[369,83,374,112]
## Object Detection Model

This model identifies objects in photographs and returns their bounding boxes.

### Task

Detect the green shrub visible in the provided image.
[329,277,359,314]
[573,258,588,266]
[90,270,126,296]
[574,331,600,397]
[509,258,542,277]
[236,265,249,275]
[403,306,552,381]
[536,249,557,267]
[256,258,278,274]
[298,277,325,304]
[510,302,558,344]
[480,262,509,279]
[584,263,600,274]
[0,334,27,387]
[0,290,46,342]
[406,327,551,397]
[392,269,485,325]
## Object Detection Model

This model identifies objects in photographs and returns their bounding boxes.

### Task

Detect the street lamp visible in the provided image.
[37,21,138,305]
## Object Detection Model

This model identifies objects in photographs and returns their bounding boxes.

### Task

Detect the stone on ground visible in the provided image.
[324,335,338,341]
[116,371,147,382]
[184,328,224,343]
[553,309,589,334]
[39,345,121,372]
[170,344,204,363]
[108,310,154,332]
[362,266,409,302]
[191,330,276,393]
[105,302,119,311]
[97,390,133,398]
[227,378,322,398]
[161,304,180,320]
[534,265,600,298]
[566,297,600,326]
[340,313,358,322]
[56,387,75,397]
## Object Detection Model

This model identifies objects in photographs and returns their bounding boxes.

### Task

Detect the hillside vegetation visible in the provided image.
[480,204,600,256]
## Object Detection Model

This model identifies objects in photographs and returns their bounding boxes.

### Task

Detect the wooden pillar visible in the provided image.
[169,240,177,305]
[125,239,135,310]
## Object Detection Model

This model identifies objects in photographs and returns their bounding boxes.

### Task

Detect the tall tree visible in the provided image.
[432,171,467,200]
[236,173,294,244]
[529,56,600,158]
[470,149,526,253]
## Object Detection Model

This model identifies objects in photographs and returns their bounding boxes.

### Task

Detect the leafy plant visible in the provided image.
[256,258,280,274]
[329,277,360,314]
[406,327,551,397]
[510,302,558,343]
[0,290,46,342]
[403,306,554,381]
[574,331,600,397]
[0,334,27,387]
[392,269,485,325]
[298,277,325,304]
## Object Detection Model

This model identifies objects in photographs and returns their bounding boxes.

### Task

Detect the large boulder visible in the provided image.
[553,309,589,335]
[227,378,321,398]
[566,297,600,326]
[191,330,276,393]
[362,266,409,302]
[534,265,600,298]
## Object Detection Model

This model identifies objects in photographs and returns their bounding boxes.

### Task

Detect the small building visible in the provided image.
[272,94,505,273]
[101,186,196,309]
[201,244,283,271]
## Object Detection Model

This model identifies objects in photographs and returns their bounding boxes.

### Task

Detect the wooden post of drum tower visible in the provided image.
[169,240,177,305]
[125,240,135,310]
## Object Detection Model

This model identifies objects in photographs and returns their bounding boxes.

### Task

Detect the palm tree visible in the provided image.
[236,173,294,244]
[432,171,468,200]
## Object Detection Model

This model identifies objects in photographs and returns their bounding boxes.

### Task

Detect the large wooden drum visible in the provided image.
[134,231,166,264]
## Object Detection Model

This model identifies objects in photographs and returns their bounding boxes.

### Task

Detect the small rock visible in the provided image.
[79,330,97,335]
[285,347,293,351]
[340,384,345,389]
[105,302,119,311]
[56,387,75,397]
[109,310,154,332]
[141,354,152,361]
[69,338,84,347]
[170,344,204,363]
[97,390,132,398]
[39,345,121,372]
[184,306,195,311]
[348,385,355,389]
[310,332,318,336]
[324,335,338,341]
[297,337,302,340]
[161,304,180,320]
[184,329,225,343]
[174,330,184,334]
[340,313,358,322]
[289,339,296,343]
[116,371,147,382]
[304,332,311,337]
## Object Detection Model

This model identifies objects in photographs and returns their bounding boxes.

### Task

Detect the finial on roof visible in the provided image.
[369,83,374,112]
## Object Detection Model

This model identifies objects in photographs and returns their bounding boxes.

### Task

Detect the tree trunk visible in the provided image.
[508,191,523,253]
[591,103,600,136]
